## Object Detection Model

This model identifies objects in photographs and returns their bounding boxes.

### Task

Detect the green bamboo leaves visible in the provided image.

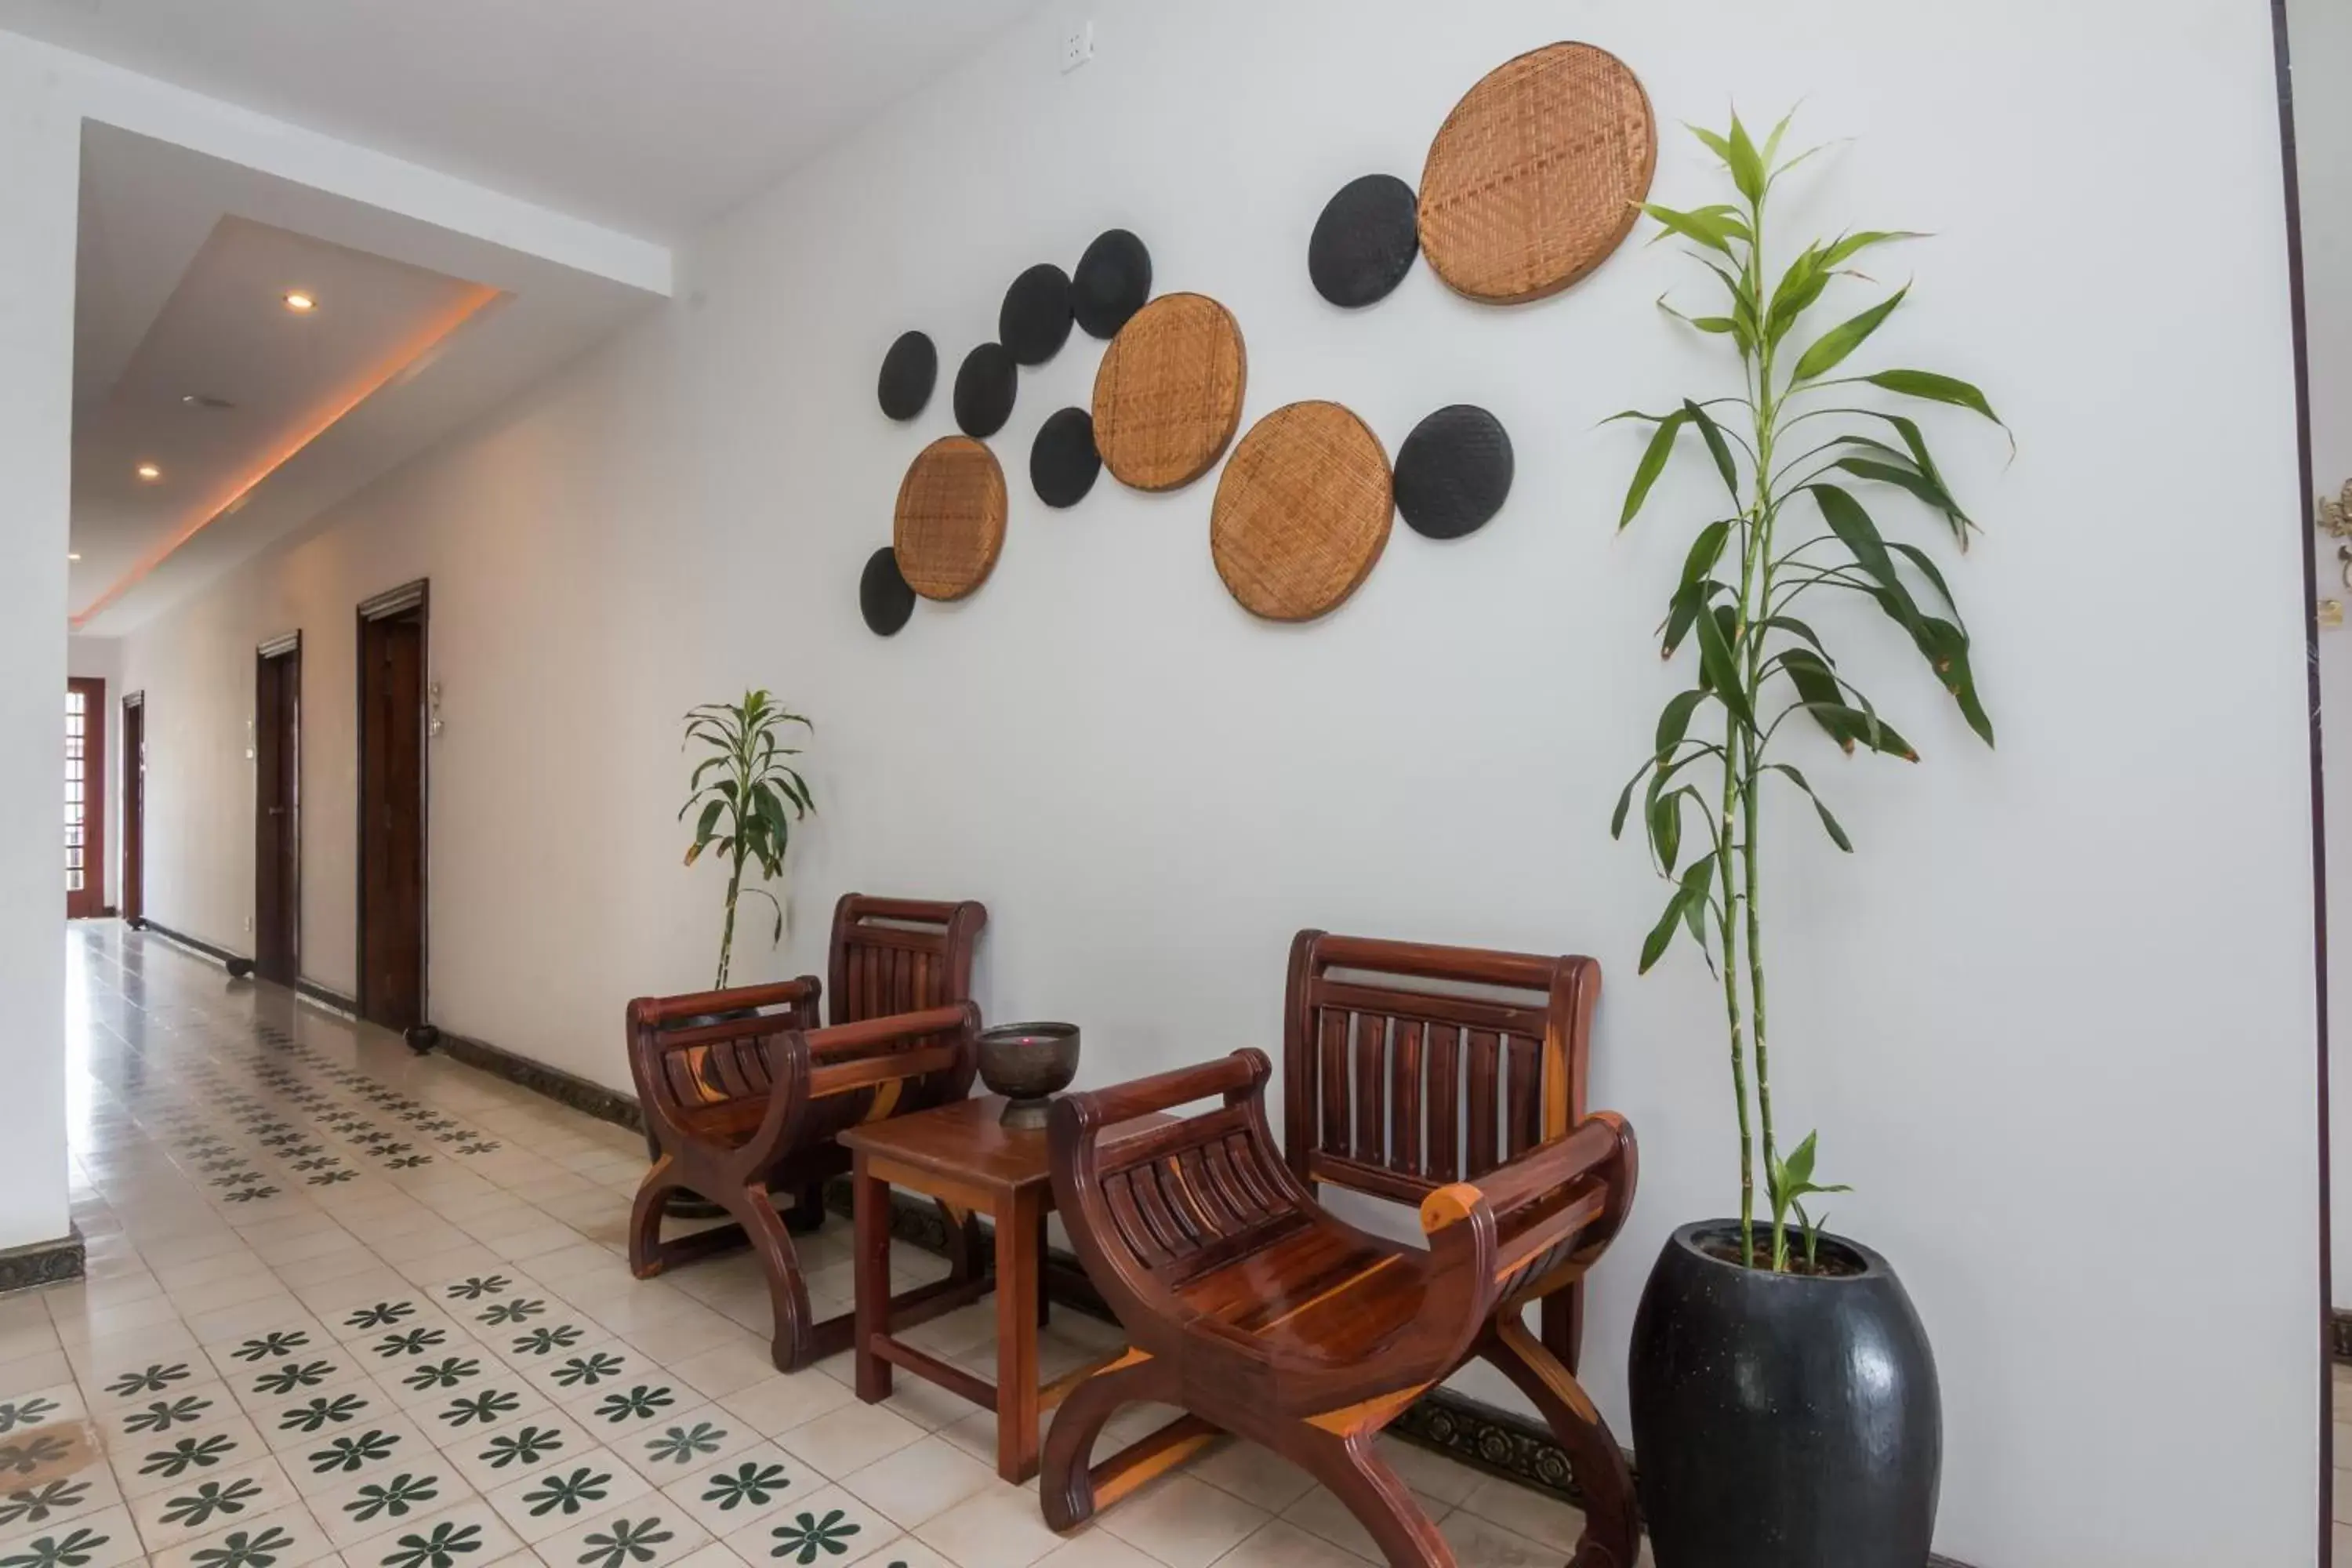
[1608,110,2006,1270]
[680,690,815,989]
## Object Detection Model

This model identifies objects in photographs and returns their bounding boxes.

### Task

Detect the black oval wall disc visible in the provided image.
[877,331,937,420]
[860,546,916,636]
[953,343,1018,438]
[1309,174,1419,308]
[1031,407,1102,509]
[1073,229,1153,339]
[1395,405,1514,540]
[1000,264,1074,366]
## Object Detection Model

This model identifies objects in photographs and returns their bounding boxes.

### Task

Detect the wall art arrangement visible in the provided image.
[858,40,1654,637]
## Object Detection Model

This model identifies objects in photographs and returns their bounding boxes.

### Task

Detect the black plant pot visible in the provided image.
[1629,1220,1940,1568]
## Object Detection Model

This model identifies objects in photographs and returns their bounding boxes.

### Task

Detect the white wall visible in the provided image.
[0,45,82,1250]
[2289,0,2352,1315]
[66,636,122,913]
[115,2,2321,1562]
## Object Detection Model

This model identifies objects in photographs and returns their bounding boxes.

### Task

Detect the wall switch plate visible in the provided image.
[1059,17,1093,72]
[243,916,253,934]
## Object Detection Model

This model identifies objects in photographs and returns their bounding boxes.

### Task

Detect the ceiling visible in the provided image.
[68,124,663,636]
[0,0,1045,241]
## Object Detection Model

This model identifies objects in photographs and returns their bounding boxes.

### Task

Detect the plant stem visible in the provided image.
[1744,190,1785,1272]
[717,854,743,991]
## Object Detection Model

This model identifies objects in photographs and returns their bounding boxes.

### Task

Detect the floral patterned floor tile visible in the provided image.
[408,1382,552,1449]
[279,1417,442,1503]
[609,1409,764,1487]
[658,1445,812,1539]
[0,1465,124,1549]
[114,1415,273,1499]
[438,1416,601,1494]
[0,1504,147,1568]
[150,1502,339,1568]
[253,1387,399,1454]
[347,1500,524,1568]
[481,1449,652,1544]
[717,1485,902,1568]
[307,1458,476,1552]
[129,1453,303,1554]
[538,1500,713,1568]
[558,1383,688,1445]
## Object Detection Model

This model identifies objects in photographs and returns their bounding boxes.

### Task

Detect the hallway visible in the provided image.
[6,925,1577,1568]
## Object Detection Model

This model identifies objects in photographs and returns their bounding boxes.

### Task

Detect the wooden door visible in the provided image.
[122,694,144,926]
[255,642,302,985]
[64,677,106,920]
[359,597,427,1031]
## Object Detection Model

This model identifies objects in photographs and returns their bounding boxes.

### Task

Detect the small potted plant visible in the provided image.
[640,690,815,1188]
[1610,112,2005,1568]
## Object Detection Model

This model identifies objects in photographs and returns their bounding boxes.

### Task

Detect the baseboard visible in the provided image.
[0,1227,84,1294]
[436,1031,644,1134]
[137,918,246,969]
[296,980,360,1019]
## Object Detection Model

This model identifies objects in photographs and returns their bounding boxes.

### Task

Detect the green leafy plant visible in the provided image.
[1611,111,2006,1272]
[681,690,814,989]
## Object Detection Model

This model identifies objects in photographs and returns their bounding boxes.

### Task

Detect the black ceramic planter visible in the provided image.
[1629,1221,1940,1568]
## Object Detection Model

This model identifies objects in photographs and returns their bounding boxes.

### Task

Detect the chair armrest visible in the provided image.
[800,1003,978,1098]
[631,978,822,1047]
[1418,1112,1636,1266]
[1056,1049,1269,1134]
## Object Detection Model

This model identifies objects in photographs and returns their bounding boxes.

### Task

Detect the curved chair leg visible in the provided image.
[628,1158,682,1279]
[1294,1427,1454,1568]
[782,1181,828,1236]
[1040,1356,1167,1532]
[737,1186,820,1372]
[1480,1319,1639,1568]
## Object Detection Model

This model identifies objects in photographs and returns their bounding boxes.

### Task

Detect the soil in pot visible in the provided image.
[1629,1220,1940,1568]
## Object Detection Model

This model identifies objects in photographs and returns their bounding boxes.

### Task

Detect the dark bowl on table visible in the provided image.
[978,1022,1080,1129]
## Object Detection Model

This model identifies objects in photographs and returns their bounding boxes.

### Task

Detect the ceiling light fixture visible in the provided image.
[67,553,80,563]
[135,463,162,481]
[182,393,237,410]
[282,291,316,313]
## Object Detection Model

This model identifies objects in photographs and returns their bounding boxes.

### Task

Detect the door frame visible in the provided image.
[356,579,430,1030]
[65,676,107,920]
[121,690,144,927]
[255,632,302,983]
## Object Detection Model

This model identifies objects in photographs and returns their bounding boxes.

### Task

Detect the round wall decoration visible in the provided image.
[1394,405,1514,539]
[893,436,1007,601]
[1210,401,1392,622]
[1000,263,1074,365]
[877,331,938,420]
[1418,42,1657,304]
[1091,292,1247,492]
[1073,228,1154,339]
[1030,407,1102,509]
[953,342,1018,438]
[1308,174,1420,308]
[859,546,917,636]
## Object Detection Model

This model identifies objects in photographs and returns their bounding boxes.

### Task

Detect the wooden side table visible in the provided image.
[839,1095,1167,1483]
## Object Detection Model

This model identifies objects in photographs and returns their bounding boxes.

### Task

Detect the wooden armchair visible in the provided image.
[1281,930,1602,1373]
[1043,1053,1639,1568]
[628,894,990,1370]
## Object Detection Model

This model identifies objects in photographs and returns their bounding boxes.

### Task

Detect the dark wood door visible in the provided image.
[64,677,105,920]
[255,644,301,985]
[359,606,427,1030]
[122,695,144,926]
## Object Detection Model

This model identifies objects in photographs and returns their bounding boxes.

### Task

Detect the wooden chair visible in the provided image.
[1280,931,1601,1374]
[628,894,990,1370]
[1042,1053,1639,1568]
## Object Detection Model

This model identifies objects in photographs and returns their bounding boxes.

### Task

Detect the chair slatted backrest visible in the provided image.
[1281,931,1598,1201]
[828,894,987,1027]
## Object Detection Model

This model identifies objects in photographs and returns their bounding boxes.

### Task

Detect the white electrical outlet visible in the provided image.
[244,916,254,934]
[1059,17,1094,72]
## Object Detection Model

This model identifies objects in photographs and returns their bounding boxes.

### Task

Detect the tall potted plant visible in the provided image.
[1610,114,2005,1567]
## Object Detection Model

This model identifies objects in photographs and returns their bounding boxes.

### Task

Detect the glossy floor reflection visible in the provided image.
[8,922,1631,1568]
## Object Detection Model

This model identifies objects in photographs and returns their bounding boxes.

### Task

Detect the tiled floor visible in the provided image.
[9,922,1628,1568]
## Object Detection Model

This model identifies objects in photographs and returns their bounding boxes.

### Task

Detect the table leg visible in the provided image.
[1036,1204,1051,1327]
[995,1185,1042,1482]
[854,1157,892,1403]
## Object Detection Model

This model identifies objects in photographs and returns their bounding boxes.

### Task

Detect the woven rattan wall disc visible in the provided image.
[1210,401,1392,622]
[1091,292,1247,492]
[1417,42,1657,304]
[893,437,1007,601]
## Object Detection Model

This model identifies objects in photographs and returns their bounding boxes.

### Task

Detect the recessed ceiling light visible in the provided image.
[182,393,236,410]
[67,553,80,563]
[135,463,162,481]
[282,291,316,313]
